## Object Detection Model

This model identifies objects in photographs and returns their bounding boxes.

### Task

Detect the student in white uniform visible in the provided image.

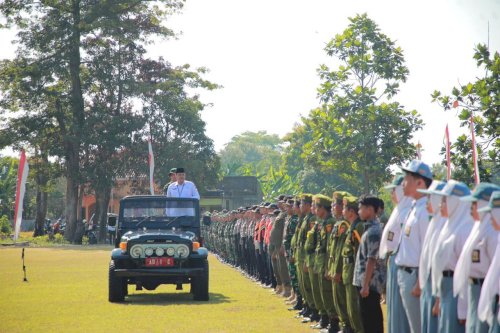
[431,180,473,333]
[455,183,500,333]
[417,180,447,333]
[379,174,412,333]
[394,160,433,333]
[477,191,500,333]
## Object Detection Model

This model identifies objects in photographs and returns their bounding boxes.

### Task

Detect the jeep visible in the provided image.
[108,195,209,302]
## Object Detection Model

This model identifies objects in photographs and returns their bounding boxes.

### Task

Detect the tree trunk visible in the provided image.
[33,151,49,237]
[95,186,111,243]
[64,163,79,243]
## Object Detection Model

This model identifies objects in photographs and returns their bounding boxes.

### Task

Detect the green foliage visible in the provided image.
[283,14,422,194]
[432,44,499,184]
[0,215,12,235]
[0,156,18,218]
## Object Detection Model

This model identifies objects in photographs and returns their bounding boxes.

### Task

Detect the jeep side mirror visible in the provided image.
[202,215,211,226]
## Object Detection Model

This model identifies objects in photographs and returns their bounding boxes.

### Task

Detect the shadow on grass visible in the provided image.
[122,292,231,306]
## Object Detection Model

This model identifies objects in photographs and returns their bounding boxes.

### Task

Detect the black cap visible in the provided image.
[176,167,185,173]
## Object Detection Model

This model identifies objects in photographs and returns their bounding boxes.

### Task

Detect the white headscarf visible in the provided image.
[419,193,446,288]
[431,194,473,296]
[478,226,500,326]
[453,208,492,299]
[379,192,412,259]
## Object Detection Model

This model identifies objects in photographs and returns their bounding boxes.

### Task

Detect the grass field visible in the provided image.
[0,245,386,332]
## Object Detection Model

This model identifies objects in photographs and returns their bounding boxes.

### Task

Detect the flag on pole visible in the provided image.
[470,114,480,185]
[148,139,155,195]
[13,150,29,242]
[445,124,451,180]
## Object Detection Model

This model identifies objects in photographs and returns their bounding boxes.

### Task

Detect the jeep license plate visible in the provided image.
[145,257,174,267]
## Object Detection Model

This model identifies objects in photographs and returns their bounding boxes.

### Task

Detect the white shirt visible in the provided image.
[395,196,428,267]
[469,222,498,278]
[166,180,200,199]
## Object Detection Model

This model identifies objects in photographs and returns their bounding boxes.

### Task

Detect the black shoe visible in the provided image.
[328,319,340,333]
[319,315,329,329]
[309,310,320,322]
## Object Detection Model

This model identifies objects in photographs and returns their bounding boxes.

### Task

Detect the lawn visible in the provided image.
[0,245,386,332]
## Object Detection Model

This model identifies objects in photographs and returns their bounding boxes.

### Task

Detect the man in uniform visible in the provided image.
[284,197,300,306]
[163,168,177,195]
[269,197,292,297]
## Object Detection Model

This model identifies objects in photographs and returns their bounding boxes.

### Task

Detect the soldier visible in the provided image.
[353,195,385,333]
[395,160,433,333]
[269,197,292,297]
[284,198,301,306]
[328,191,352,333]
[163,168,177,195]
[340,196,365,333]
[431,180,473,333]
[454,183,500,333]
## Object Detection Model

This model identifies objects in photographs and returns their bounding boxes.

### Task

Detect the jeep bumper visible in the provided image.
[114,267,205,278]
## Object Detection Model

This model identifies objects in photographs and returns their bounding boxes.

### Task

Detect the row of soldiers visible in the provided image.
[204,190,388,333]
[204,159,500,333]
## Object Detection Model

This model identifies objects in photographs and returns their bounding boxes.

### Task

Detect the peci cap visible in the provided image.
[384,174,404,189]
[400,160,433,181]
[430,179,470,197]
[418,180,447,195]
[478,191,500,213]
[460,182,500,202]
[176,167,185,173]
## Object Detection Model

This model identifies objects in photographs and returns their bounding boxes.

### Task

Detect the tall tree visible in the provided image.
[432,44,499,185]
[298,14,422,193]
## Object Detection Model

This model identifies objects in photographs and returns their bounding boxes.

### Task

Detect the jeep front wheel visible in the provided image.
[192,259,209,301]
[109,260,125,302]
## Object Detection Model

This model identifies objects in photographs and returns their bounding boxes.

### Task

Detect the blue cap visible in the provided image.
[384,174,404,189]
[418,180,447,195]
[460,182,500,202]
[431,179,471,197]
[400,160,433,180]
[478,191,500,212]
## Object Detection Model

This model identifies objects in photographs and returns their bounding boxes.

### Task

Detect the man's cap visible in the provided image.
[333,191,352,204]
[343,196,359,211]
[418,180,447,195]
[430,179,470,197]
[460,182,500,202]
[285,198,295,206]
[478,191,500,212]
[253,208,261,214]
[176,167,185,173]
[313,194,332,208]
[276,194,287,202]
[358,194,381,210]
[384,174,404,189]
[300,193,313,204]
[169,168,177,175]
[268,203,279,210]
[400,159,433,180]
[273,209,280,215]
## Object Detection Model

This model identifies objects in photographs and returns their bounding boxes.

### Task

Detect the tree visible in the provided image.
[293,14,422,194]
[432,44,499,185]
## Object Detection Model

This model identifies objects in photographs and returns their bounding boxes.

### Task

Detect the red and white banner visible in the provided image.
[148,139,155,195]
[13,150,29,241]
[445,124,451,180]
[470,114,480,185]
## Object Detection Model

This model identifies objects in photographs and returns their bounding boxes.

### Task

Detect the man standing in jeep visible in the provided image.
[166,168,200,199]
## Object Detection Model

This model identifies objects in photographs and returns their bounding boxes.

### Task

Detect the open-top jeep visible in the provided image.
[108,195,209,302]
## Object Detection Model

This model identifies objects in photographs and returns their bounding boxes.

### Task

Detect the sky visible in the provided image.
[1,0,499,165]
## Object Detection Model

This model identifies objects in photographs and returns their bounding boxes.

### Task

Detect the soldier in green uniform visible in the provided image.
[283,198,300,306]
[328,191,352,333]
[291,197,307,312]
[311,194,338,331]
[163,168,177,195]
[341,196,365,333]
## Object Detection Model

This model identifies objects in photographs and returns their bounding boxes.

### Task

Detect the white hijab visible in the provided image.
[431,195,473,296]
[453,202,491,299]
[418,193,446,288]
[478,208,500,326]
[379,187,412,259]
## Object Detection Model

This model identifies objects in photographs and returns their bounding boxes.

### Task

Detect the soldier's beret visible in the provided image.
[313,194,332,208]
[300,193,313,204]
[333,191,353,204]
[343,196,358,211]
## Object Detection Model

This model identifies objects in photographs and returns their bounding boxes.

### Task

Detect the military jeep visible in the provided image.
[108,195,209,302]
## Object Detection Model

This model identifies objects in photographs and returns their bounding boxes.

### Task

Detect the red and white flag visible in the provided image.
[470,114,480,185]
[14,150,29,241]
[445,124,451,180]
[148,139,155,195]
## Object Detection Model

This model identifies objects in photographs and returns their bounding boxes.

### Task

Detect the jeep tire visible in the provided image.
[109,260,125,302]
[192,259,209,301]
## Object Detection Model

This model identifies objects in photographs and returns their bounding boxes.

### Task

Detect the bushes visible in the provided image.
[0,215,12,235]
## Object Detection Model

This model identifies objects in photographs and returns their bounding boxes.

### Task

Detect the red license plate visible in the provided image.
[144,257,174,267]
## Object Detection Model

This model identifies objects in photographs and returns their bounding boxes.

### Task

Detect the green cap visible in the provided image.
[430,179,470,197]
[343,196,359,210]
[333,191,352,204]
[460,182,500,202]
[300,193,313,204]
[478,191,500,212]
[418,180,446,195]
[313,194,332,208]
[384,174,404,189]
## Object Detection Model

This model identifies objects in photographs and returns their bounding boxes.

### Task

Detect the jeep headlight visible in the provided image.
[130,245,144,258]
[166,247,175,256]
[176,245,189,258]
[144,247,154,257]
[155,247,165,256]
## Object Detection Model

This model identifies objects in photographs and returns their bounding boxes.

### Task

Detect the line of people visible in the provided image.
[203,159,500,333]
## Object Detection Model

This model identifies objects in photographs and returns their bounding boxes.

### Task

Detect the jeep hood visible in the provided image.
[121,229,196,242]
